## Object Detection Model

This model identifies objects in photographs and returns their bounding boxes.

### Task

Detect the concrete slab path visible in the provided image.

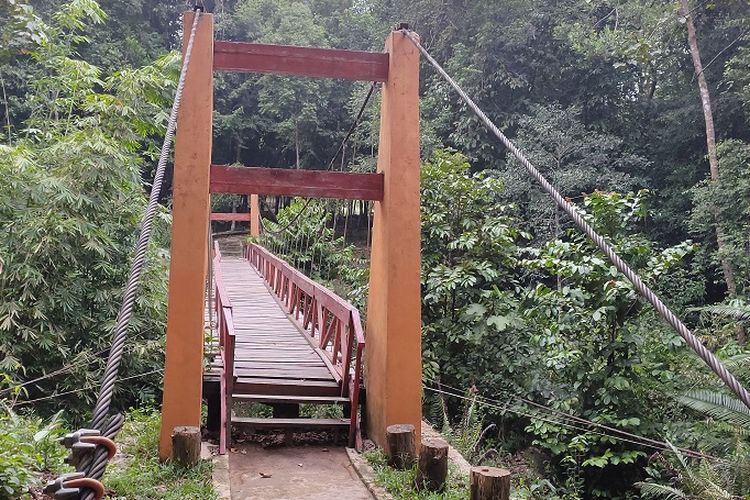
[228,444,373,500]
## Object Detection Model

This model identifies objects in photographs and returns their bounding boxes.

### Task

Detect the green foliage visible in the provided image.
[420,149,528,396]
[364,449,468,500]
[677,391,750,429]
[690,140,750,297]
[260,199,369,307]
[0,0,173,420]
[104,408,217,500]
[0,407,69,499]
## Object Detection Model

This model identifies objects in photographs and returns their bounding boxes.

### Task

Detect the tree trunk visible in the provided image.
[415,438,448,492]
[680,0,744,342]
[386,424,417,469]
[295,120,300,169]
[470,467,510,500]
[171,426,201,466]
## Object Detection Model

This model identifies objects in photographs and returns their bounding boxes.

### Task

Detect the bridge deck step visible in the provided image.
[232,416,349,430]
[232,393,348,405]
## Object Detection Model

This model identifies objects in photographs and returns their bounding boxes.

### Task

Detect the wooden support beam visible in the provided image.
[214,41,388,82]
[159,11,213,461]
[249,194,260,237]
[210,165,384,201]
[365,29,422,450]
[210,212,251,221]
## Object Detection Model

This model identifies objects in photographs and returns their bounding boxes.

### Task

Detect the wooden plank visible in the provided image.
[232,394,348,404]
[211,212,251,221]
[214,40,388,82]
[231,416,349,430]
[210,165,384,201]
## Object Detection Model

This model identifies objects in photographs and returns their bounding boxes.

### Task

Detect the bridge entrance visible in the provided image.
[158,11,422,459]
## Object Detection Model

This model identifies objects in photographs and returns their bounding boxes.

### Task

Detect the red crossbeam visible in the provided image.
[210,165,384,201]
[210,212,251,222]
[213,41,389,82]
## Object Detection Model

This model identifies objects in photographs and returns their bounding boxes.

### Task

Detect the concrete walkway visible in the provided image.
[228,445,373,499]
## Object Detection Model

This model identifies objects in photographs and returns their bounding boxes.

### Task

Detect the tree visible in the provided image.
[501,103,646,241]
[0,0,175,419]
[679,0,740,305]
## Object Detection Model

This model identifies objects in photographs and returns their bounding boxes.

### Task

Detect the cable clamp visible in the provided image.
[43,472,105,500]
[61,429,117,467]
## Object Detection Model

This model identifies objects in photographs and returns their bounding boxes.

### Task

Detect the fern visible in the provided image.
[691,304,750,322]
[677,390,750,428]
[635,482,687,499]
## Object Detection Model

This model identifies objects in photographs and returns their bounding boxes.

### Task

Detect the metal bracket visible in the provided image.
[61,429,116,467]
[42,472,88,500]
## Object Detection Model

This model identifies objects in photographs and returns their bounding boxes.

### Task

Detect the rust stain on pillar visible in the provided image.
[159,11,214,460]
[365,29,422,449]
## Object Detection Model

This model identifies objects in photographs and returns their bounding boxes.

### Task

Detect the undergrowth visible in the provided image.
[104,408,216,500]
[0,407,69,499]
[364,449,469,500]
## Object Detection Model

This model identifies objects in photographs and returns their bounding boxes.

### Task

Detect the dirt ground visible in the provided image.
[228,444,373,500]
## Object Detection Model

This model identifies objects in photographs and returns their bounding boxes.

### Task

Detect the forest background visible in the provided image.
[2,0,750,498]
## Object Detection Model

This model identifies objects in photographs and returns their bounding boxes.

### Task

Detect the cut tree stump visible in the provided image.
[415,437,448,491]
[386,423,416,469]
[172,426,201,466]
[470,466,510,500]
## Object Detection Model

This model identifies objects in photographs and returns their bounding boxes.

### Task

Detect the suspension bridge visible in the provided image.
[36,7,750,500]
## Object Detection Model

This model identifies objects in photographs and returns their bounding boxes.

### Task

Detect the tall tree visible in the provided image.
[679,0,740,305]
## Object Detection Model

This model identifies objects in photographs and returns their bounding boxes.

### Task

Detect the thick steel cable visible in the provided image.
[77,10,203,494]
[401,30,750,410]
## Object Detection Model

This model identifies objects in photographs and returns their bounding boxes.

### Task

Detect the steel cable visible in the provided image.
[424,378,718,461]
[77,10,203,494]
[262,82,377,236]
[401,30,750,411]
[424,384,723,462]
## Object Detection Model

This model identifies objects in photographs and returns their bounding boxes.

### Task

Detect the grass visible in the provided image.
[364,449,469,500]
[104,408,216,500]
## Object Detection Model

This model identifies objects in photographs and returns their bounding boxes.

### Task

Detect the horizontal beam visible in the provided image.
[210,165,384,201]
[214,41,388,82]
[210,213,251,222]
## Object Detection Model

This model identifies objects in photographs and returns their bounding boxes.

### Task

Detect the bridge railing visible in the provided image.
[212,241,235,454]
[246,242,365,447]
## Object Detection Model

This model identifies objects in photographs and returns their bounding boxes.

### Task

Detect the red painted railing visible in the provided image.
[245,243,365,448]
[213,242,235,454]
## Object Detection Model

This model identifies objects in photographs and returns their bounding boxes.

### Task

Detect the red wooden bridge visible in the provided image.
[206,240,364,453]
[158,11,422,461]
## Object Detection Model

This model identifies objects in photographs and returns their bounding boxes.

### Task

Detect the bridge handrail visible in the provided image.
[245,242,364,448]
[212,242,235,454]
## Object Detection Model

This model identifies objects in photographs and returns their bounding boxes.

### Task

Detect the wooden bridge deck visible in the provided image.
[206,256,338,393]
[204,239,363,452]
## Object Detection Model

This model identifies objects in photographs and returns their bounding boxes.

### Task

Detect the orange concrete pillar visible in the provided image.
[249,194,260,238]
[159,11,213,460]
[365,30,422,449]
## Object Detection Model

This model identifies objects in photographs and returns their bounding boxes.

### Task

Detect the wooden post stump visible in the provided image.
[386,424,416,469]
[172,426,201,467]
[470,466,510,500]
[415,437,448,491]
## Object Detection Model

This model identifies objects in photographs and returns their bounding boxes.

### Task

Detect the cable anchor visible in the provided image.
[61,429,117,468]
[43,472,105,500]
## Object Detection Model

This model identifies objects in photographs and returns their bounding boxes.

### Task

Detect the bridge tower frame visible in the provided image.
[159,10,421,459]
